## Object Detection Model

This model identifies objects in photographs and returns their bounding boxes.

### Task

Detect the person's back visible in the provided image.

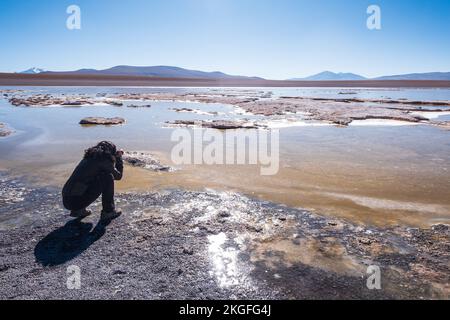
[62,141,124,221]
[63,157,122,197]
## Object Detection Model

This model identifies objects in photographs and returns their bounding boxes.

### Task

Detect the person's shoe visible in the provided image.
[101,209,122,221]
[70,209,92,219]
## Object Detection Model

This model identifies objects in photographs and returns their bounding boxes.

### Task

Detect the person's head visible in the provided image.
[84,141,117,162]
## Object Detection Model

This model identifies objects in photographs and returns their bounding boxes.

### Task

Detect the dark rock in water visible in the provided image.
[0,130,12,137]
[105,101,123,106]
[79,117,125,125]
[166,120,265,130]
[127,104,152,108]
[171,107,195,113]
[170,107,219,116]
[61,101,83,106]
[412,114,429,121]
[0,123,13,137]
[330,118,353,126]
[123,151,173,172]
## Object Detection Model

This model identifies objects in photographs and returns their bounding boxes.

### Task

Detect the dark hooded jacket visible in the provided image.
[62,156,123,197]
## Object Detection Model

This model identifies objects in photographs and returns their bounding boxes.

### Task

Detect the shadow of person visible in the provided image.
[34,218,112,266]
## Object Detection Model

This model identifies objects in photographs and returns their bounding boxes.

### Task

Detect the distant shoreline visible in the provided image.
[1,73,450,88]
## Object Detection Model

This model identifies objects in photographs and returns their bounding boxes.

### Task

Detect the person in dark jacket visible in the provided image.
[62,141,124,220]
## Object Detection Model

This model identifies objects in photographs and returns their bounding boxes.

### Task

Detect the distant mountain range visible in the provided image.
[290,71,450,81]
[17,66,450,81]
[291,71,366,81]
[20,65,263,80]
[373,72,450,81]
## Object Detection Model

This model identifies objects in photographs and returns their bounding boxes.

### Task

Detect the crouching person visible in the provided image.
[62,141,124,221]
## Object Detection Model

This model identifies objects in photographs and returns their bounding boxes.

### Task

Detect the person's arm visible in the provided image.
[100,158,123,181]
[114,155,123,180]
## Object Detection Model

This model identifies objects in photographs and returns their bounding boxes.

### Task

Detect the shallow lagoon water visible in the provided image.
[1,86,450,227]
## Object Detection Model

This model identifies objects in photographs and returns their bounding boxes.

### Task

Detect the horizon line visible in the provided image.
[10,65,450,81]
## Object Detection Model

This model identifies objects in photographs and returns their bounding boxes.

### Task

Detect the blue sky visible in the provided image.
[0,0,449,79]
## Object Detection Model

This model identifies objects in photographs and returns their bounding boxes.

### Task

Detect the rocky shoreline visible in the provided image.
[0,174,448,299]
[4,91,450,129]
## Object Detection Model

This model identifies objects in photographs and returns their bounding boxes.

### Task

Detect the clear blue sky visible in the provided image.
[1,0,449,79]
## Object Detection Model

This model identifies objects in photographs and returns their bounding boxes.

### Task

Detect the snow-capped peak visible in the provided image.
[19,67,46,74]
